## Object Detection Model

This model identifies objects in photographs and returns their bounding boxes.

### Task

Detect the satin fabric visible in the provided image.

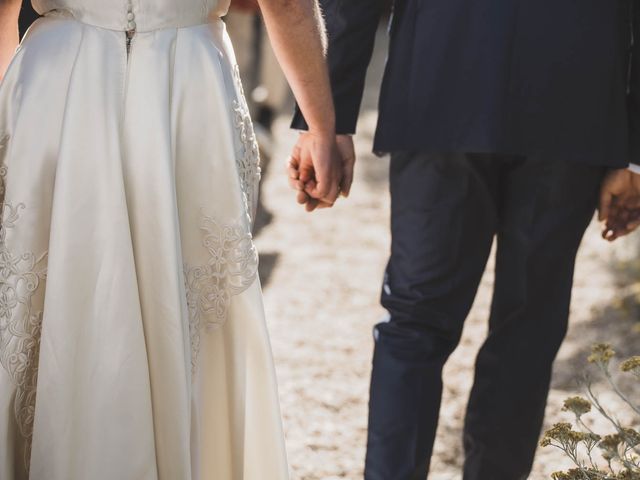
[32,0,232,31]
[0,2,288,479]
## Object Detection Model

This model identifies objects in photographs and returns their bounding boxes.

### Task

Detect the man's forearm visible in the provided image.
[258,0,335,135]
[292,0,386,134]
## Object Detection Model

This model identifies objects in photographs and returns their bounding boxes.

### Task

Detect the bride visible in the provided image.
[0,0,342,478]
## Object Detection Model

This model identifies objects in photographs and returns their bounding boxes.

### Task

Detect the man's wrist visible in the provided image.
[307,117,336,138]
[306,123,336,139]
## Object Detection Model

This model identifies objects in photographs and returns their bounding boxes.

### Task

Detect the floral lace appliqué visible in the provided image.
[232,65,261,222]
[0,135,48,471]
[184,213,258,374]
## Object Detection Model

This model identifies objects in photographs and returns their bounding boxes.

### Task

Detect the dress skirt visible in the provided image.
[0,12,288,480]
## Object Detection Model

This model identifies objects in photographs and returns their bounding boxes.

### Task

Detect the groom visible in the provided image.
[292,0,640,479]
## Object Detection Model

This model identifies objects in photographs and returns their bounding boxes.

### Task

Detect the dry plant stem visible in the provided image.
[583,382,640,472]
[577,416,598,436]
[547,440,585,472]
[585,382,623,433]
[590,362,640,459]
[550,438,610,480]
[606,457,614,475]
[598,362,640,416]
[583,440,599,470]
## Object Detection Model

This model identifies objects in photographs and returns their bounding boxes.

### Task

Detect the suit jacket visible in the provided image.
[293,0,639,168]
[19,3,40,36]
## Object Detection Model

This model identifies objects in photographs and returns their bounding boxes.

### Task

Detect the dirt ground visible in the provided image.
[253,27,640,480]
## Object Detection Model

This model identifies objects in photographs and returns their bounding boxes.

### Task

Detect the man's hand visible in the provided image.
[336,135,356,198]
[599,168,640,241]
[287,134,356,212]
[287,131,342,212]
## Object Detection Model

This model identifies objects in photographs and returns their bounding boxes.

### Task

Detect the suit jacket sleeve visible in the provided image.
[629,1,640,167]
[291,0,386,134]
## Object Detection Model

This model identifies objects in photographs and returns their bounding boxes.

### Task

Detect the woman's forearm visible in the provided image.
[256,0,335,135]
[0,0,21,80]
[0,0,20,45]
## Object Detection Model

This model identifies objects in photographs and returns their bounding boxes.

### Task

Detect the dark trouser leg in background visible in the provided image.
[365,152,499,480]
[463,160,604,480]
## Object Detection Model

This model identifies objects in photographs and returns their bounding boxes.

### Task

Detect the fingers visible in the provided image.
[306,147,340,203]
[288,155,328,206]
[297,188,333,211]
[290,161,335,212]
[296,190,309,204]
[598,169,631,222]
[305,133,343,203]
[602,227,617,242]
[289,154,318,210]
[298,192,331,212]
[601,205,640,241]
[305,198,320,212]
[340,155,355,198]
[598,188,614,222]
[305,198,333,212]
[304,184,337,206]
[291,140,316,185]
[298,164,340,206]
[287,158,305,191]
[626,219,640,235]
[627,209,640,231]
[619,207,640,234]
[336,135,356,198]
[287,133,352,212]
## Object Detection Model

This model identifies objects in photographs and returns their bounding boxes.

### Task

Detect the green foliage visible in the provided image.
[541,344,640,479]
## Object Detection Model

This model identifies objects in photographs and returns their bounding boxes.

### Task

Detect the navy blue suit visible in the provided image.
[293,0,637,167]
[19,3,40,36]
[291,1,637,479]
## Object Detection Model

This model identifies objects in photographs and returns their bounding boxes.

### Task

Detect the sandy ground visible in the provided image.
[253,27,640,480]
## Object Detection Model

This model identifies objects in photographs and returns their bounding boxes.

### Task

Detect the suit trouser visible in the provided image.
[364,152,605,480]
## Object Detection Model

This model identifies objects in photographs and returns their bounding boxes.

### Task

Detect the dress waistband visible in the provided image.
[34,1,226,33]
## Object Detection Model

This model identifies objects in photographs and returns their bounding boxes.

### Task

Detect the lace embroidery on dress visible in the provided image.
[184,212,258,374]
[185,69,261,376]
[232,65,261,223]
[0,134,48,471]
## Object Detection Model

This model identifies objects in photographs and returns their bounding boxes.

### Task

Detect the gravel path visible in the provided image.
[253,27,640,480]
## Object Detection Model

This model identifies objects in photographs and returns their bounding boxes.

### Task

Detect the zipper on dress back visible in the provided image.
[126,29,136,56]
[125,2,137,57]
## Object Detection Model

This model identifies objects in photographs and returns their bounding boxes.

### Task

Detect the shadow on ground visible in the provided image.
[252,137,281,287]
[552,238,640,392]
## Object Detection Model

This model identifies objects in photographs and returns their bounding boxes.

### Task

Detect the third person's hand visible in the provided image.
[599,168,640,241]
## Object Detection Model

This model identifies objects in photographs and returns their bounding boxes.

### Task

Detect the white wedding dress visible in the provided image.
[0,1,289,479]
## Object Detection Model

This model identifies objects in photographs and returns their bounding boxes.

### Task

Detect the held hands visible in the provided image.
[599,168,640,241]
[287,133,356,212]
